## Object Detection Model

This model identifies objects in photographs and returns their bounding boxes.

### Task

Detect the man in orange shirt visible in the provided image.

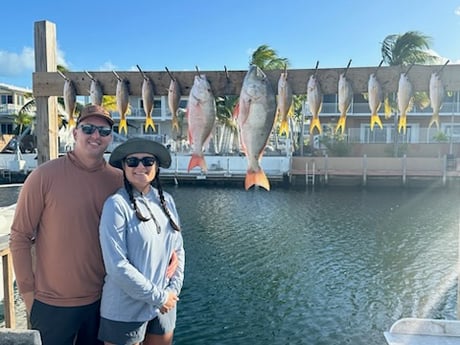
[10,105,177,345]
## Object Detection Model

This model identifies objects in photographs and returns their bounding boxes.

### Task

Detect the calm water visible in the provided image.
[1,183,459,345]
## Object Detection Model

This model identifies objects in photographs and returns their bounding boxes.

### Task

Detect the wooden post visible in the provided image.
[34,20,58,164]
[0,246,15,329]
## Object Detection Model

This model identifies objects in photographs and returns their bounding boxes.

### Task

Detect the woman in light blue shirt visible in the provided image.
[98,138,185,345]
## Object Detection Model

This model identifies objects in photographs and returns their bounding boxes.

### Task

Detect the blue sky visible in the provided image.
[1,0,460,90]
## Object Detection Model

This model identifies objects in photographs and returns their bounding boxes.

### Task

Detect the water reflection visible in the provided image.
[1,184,459,344]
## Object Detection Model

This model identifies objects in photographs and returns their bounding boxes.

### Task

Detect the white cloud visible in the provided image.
[455,6,460,15]
[98,61,118,71]
[0,47,34,76]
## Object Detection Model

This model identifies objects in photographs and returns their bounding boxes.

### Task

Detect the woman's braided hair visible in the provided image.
[123,167,181,232]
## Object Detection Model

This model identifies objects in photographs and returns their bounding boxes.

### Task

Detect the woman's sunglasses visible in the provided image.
[124,156,157,168]
[78,124,112,137]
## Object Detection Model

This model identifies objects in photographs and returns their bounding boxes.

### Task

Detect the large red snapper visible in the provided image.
[186,74,216,172]
[236,65,277,191]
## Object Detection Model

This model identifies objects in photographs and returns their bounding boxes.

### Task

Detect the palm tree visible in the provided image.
[250,44,289,70]
[381,31,437,66]
[215,95,238,153]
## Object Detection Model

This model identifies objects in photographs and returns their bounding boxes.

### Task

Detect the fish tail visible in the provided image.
[370,114,383,131]
[335,115,346,134]
[279,119,289,136]
[398,114,407,134]
[429,112,440,130]
[384,97,392,119]
[245,169,270,191]
[187,154,207,172]
[172,115,179,132]
[310,116,322,134]
[118,118,128,135]
[144,117,156,132]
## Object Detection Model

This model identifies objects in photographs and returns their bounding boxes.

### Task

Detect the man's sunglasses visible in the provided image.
[78,124,112,137]
[124,156,157,168]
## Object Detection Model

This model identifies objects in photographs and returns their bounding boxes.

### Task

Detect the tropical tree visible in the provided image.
[215,95,238,153]
[381,31,437,66]
[250,44,289,70]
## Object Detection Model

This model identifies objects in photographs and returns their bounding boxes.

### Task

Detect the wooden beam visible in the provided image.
[34,20,59,164]
[33,64,460,98]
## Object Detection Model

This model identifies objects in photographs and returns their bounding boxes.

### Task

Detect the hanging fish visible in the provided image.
[235,65,277,191]
[89,79,103,106]
[397,72,413,134]
[85,71,103,106]
[276,71,293,136]
[336,73,353,134]
[139,68,156,132]
[186,74,216,172]
[367,73,384,130]
[63,77,76,127]
[168,78,181,132]
[429,72,445,130]
[307,74,322,134]
[114,72,129,135]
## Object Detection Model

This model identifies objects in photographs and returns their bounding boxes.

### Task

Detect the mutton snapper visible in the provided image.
[141,74,156,132]
[186,74,216,172]
[235,65,277,191]
[168,78,181,132]
[63,78,76,127]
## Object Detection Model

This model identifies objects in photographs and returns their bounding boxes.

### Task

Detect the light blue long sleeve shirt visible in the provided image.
[99,186,185,322]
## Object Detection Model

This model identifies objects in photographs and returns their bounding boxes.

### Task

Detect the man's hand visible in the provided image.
[21,291,34,315]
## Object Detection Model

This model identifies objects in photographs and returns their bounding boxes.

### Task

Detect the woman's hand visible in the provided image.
[159,291,179,314]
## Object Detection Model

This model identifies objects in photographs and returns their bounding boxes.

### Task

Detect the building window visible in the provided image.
[0,95,13,104]
[0,123,14,134]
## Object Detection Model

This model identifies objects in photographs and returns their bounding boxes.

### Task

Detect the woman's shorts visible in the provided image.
[98,308,176,345]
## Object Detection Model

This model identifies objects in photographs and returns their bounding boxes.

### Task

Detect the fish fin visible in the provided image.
[429,112,440,130]
[384,96,392,119]
[245,169,270,191]
[187,154,207,172]
[310,116,322,134]
[144,117,156,132]
[398,114,407,134]
[118,119,128,135]
[335,115,346,134]
[172,115,179,132]
[370,114,383,131]
[279,119,289,136]
[68,116,76,128]
[232,102,240,119]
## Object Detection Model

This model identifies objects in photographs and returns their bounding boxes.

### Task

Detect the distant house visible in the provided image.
[0,83,33,135]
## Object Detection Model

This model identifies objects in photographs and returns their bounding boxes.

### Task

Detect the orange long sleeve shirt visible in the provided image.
[9,152,122,307]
